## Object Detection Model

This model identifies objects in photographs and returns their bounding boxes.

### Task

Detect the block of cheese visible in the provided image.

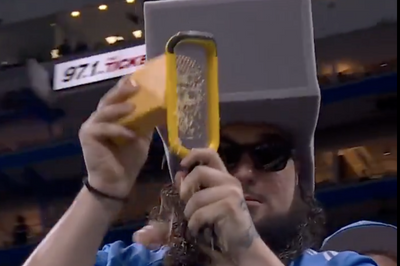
[117,55,167,139]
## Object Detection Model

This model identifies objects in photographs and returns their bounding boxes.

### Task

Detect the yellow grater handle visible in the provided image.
[165,31,220,158]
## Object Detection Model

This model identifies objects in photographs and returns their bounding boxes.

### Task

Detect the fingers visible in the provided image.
[184,186,243,220]
[148,220,171,240]
[180,148,227,172]
[133,225,164,249]
[133,221,171,249]
[97,76,137,110]
[178,148,232,202]
[179,166,238,203]
[92,103,134,123]
[80,122,136,140]
[187,198,239,236]
[80,76,138,142]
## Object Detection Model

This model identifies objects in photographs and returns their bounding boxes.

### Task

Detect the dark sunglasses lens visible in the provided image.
[252,143,292,172]
[218,145,242,170]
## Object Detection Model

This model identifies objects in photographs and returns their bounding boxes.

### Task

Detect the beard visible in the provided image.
[149,184,326,266]
[254,187,326,264]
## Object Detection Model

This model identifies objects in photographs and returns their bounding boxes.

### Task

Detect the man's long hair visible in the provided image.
[148,183,326,266]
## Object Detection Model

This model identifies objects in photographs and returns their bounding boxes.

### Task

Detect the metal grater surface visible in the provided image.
[175,43,209,151]
[173,44,220,253]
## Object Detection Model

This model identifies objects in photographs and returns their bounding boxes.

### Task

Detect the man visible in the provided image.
[22,80,378,266]
[322,221,398,266]
[22,0,379,265]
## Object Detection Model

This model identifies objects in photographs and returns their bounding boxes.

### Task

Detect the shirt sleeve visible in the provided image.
[95,241,166,266]
[326,251,378,266]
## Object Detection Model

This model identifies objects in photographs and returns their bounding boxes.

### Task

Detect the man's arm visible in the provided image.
[23,188,122,266]
[22,79,152,266]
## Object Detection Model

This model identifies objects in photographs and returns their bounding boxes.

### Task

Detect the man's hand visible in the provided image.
[132,221,170,249]
[178,149,260,260]
[23,77,154,266]
[79,77,152,198]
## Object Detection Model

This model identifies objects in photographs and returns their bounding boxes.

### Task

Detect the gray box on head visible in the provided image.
[145,0,321,193]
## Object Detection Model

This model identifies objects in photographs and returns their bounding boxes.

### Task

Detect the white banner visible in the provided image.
[53,45,146,91]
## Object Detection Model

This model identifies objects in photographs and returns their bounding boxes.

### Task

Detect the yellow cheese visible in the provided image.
[117,55,168,141]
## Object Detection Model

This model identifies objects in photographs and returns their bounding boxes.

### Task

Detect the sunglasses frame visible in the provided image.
[218,136,294,172]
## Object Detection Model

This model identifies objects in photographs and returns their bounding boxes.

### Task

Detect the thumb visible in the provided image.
[133,223,169,248]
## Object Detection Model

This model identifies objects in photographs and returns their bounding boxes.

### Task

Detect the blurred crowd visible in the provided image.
[317,58,398,87]
[0,216,30,248]
[0,179,160,249]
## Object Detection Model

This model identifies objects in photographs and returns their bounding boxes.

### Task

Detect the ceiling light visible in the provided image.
[105,36,124,45]
[51,49,60,59]
[132,30,143,38]
[99,5,108,11]
[126,0,135,3]
[71,11,81,17]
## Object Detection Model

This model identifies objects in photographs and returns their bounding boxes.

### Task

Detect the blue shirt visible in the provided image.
[95,241,378,266]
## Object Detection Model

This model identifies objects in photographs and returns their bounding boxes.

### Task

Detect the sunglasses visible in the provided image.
[218,134,294,172]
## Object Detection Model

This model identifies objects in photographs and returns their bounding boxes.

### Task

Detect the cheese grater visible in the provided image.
[116,31,221,252]
[165,31,220,159]
[165,31,222,252]
[115,32,219,151]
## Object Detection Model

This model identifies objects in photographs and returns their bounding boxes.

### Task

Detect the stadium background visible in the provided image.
[0,0,397,265]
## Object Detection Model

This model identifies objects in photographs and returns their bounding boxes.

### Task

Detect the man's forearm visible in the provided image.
[23,187,123,266]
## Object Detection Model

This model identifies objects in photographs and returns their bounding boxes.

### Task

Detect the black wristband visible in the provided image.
[83,178,129,203]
